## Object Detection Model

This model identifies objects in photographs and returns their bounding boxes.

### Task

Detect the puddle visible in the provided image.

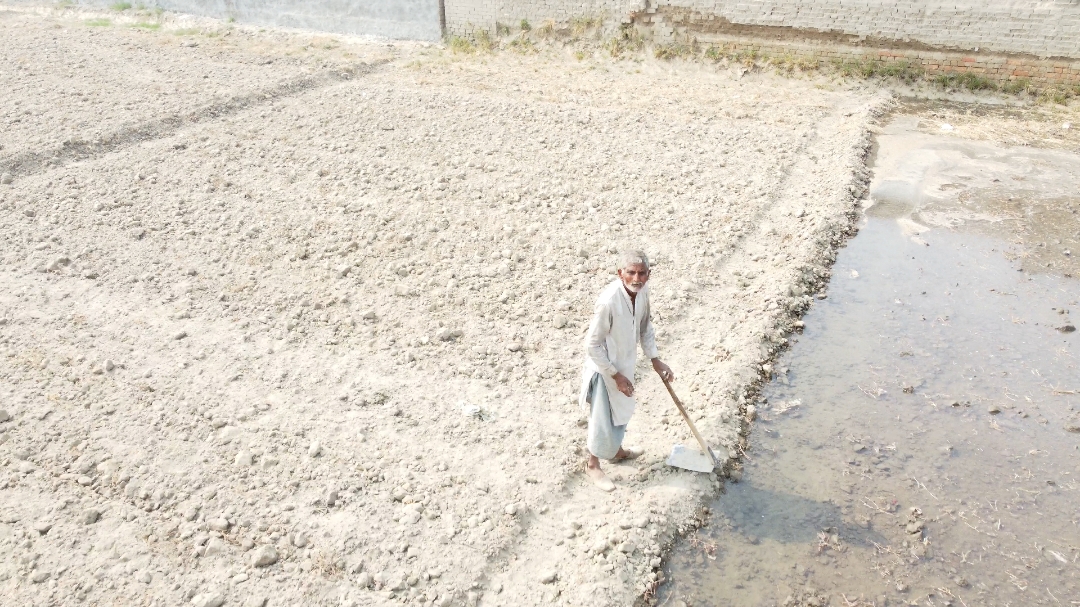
[660,115,1080,607]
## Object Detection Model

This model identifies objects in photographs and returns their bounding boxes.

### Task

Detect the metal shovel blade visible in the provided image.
[666,444,716,473]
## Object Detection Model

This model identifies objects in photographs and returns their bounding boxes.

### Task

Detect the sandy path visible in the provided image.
[0,6,882,606]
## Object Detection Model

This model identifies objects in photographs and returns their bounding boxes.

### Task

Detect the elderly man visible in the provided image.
[580,250,675,491]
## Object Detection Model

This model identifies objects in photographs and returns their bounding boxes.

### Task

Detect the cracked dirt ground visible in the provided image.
[0,5,880,606]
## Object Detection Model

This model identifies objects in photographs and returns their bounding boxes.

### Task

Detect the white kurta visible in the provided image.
[579,279,660,426]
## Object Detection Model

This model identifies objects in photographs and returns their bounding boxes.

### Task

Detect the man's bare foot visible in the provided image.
[612,446,644,462]
[585,460,615,492]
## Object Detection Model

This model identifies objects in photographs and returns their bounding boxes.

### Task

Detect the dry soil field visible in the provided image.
[0,4,882,606]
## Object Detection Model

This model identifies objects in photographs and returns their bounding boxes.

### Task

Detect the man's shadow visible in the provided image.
[714,482,887,547]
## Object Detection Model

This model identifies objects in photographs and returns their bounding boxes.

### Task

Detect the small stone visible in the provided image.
[77,475,93,486]
[1065,422,1080,433]
[292,531,309,548]
[362,310,376,320]
[553,314,568,329]
[244,597,268,607]
[506,341,522,352]
[308,441,322,457]
[83,508,101,525]
[504,503,518,516]
[539,570,557,584]
[1058,324,1076,333]
[618,541,636,554]
[905,521,925,534]
[33,521,52,535]
[0,172,12,184]
[0,409,9,423]
[988,405,1001,415]
[234,451,253,466]
[203,537,227,556]
[137,570,153,584]
[326,489,339,507]
[190,592,224,607]
[251,545,278,567]
[173,331,188,340]
[30,570,50,583]
[356,571,373,588]
[208,518,230,531]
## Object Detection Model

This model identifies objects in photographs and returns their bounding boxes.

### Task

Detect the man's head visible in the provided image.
[617,250,650,294]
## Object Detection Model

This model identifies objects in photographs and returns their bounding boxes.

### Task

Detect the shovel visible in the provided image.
[661,376,718,473]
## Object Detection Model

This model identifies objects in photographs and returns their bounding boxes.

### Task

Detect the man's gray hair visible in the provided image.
[618,250,650,271]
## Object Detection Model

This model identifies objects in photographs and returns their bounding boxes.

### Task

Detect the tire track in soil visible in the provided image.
[0,59,389,179]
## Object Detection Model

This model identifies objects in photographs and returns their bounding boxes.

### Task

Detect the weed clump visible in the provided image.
[836,58,924,83]
[110,1,132,10]
[653,43,695,60]
[603,24,643,58]
[474,28,496,52]
[934,72,996,91]
[1000,78,1031,95]
[570,15,600,38]
[85,18,111,27]
[448,35,475,54]
[535,20,555,38]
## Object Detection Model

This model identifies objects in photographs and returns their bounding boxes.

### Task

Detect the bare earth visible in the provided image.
[0,5,882,606]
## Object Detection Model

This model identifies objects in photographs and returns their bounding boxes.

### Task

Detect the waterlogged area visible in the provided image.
[661,114,1080,607]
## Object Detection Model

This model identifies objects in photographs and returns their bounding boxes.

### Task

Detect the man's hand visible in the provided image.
[612,372,635,397]
[652,359,675,382]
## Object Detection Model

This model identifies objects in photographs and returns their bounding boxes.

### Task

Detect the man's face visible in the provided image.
[618,263,650,294]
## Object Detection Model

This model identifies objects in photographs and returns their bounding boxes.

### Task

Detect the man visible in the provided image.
[579,250,675,491]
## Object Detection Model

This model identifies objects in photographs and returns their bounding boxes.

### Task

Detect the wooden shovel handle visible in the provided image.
[661,376,716,467]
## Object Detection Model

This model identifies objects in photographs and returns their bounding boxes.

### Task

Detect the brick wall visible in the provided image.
[446,1,1080,86]
[669,33,1080,88]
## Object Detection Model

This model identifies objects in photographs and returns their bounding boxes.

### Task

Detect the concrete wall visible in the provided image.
[54,0,443,40]
[150,0,442,41]
[448,1,1080,61]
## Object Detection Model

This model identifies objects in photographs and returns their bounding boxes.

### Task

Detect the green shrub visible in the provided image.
[474,28,496,52]
[448,35,475,54]
[934,72,997,91]
[603,24,643,58]
[1000,78,1031,95]
[654,43,695,61]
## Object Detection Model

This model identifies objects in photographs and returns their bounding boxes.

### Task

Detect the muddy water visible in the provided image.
[661,116,1080,607]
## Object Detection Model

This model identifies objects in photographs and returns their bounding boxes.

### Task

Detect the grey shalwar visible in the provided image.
[585,372,625,460]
